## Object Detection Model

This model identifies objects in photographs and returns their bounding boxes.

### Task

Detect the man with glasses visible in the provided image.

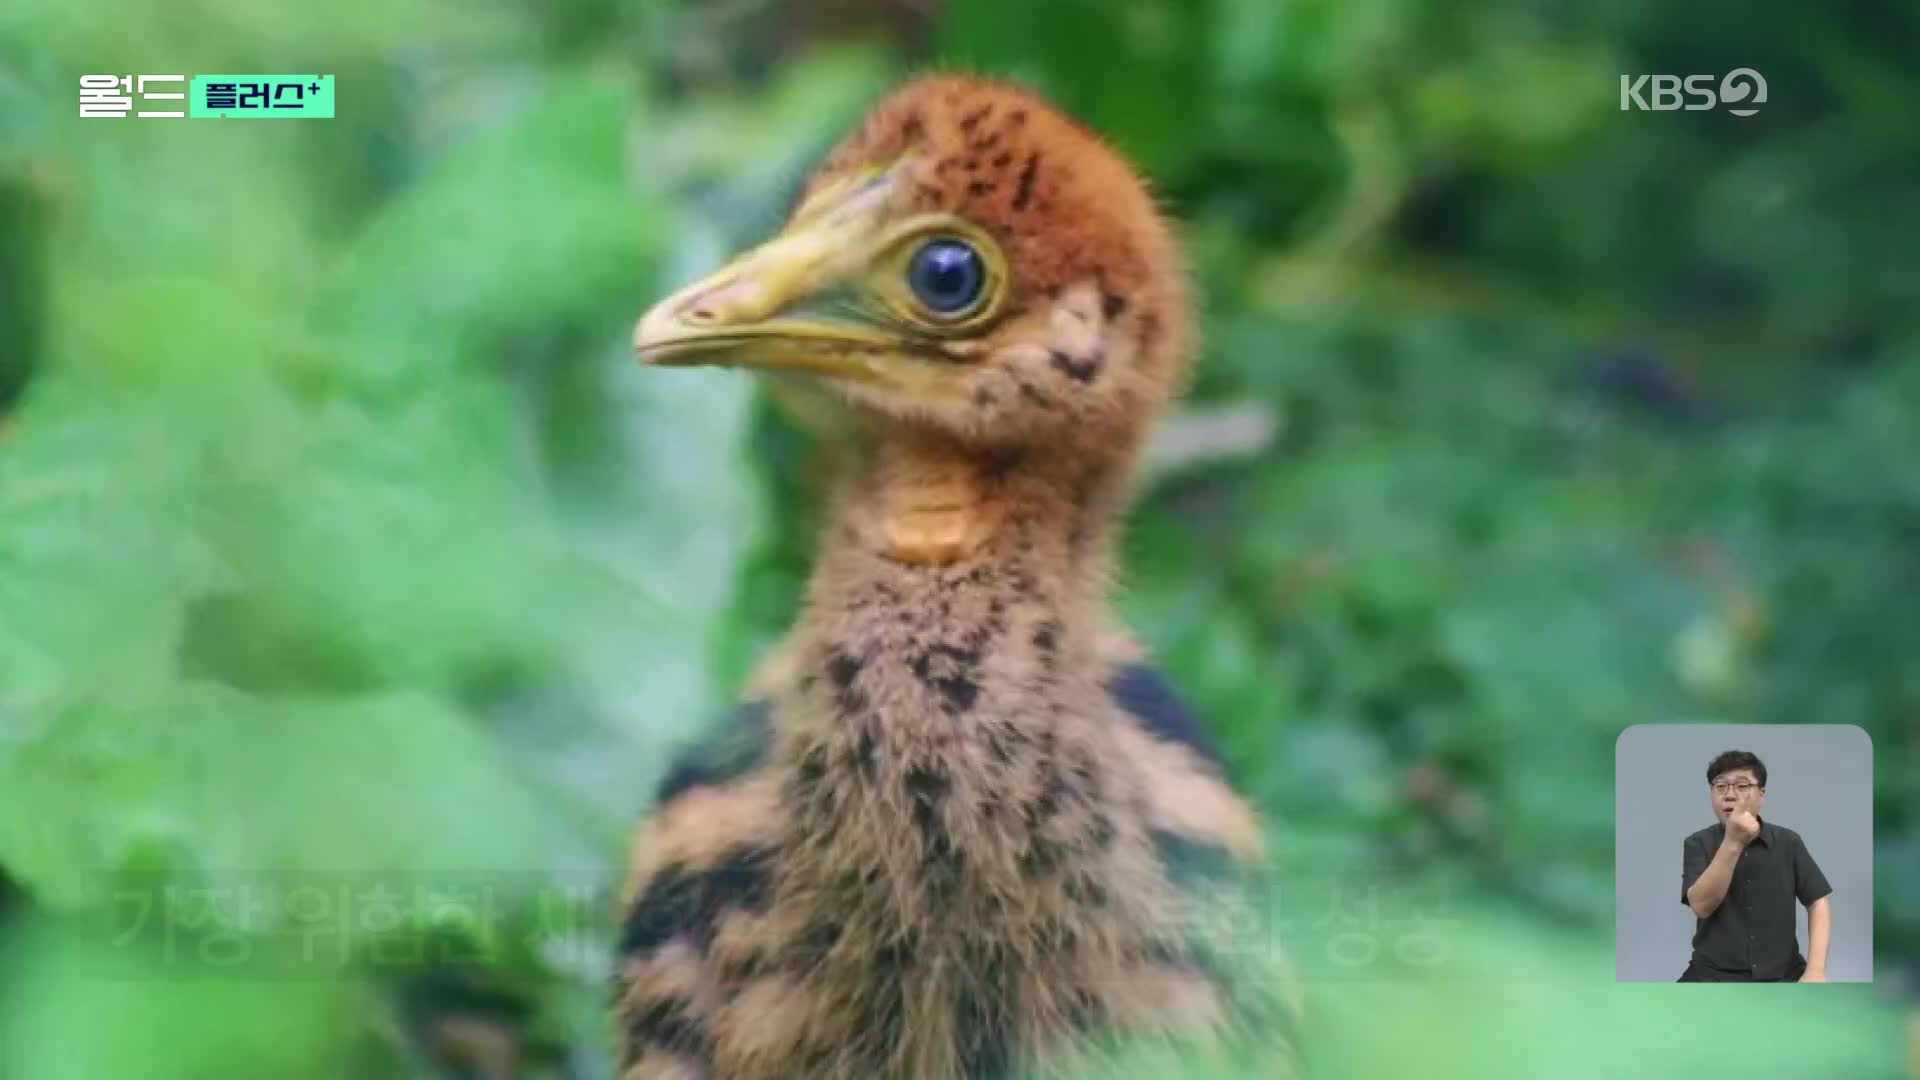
[1678,750,1833,982]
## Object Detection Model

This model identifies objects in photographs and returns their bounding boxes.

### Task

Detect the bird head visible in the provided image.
[634,75,1193,465]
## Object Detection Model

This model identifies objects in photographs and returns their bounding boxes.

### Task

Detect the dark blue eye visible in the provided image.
[907,238,986,315]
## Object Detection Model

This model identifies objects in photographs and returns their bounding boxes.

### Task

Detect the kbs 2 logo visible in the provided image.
[1619,69,1767,117]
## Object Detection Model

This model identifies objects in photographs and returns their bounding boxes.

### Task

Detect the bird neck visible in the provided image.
[780,431,1130,767]
[804,434,1124,654]
[761,435,1184,1076]
[829,432,1127,579]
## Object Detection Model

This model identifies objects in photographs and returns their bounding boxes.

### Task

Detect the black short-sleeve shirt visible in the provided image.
[1680,817,1832,980]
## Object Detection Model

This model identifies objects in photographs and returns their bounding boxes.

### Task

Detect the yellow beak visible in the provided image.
[632,170,904,382]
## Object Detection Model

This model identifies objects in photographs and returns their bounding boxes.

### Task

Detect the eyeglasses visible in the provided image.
[1710,781,1760,796]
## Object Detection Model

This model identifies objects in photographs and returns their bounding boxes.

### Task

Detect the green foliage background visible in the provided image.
[1,0,1915,1076]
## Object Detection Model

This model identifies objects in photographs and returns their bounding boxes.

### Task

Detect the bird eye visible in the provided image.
[906,238,986,315]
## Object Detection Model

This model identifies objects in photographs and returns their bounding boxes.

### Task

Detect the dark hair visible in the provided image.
[1707,750,1767,788]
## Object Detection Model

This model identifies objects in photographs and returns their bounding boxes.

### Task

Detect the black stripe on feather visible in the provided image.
[1108,664,1224,769]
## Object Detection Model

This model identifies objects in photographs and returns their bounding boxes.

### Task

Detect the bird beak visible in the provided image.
[632,168,907,383]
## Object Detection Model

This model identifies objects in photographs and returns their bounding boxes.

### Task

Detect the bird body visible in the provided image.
[618,75,1291,1079]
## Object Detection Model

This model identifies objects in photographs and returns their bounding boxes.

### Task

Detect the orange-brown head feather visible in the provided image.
[635,74,1194,466]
